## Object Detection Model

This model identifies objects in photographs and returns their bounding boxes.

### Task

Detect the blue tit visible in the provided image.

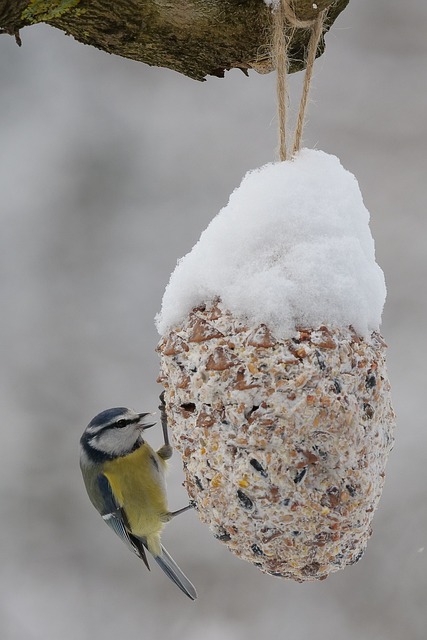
[79,403,197,600]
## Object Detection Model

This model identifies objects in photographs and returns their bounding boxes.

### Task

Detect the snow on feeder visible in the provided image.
[156,149,395,582]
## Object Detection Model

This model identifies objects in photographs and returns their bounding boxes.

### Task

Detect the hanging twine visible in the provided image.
[273,1,326,161]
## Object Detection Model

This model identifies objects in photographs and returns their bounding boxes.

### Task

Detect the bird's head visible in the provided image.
[80,407,155,463]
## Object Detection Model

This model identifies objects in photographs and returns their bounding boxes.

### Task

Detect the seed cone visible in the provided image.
[157,300,395,582]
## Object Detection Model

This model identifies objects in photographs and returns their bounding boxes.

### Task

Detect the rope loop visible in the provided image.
[273,1,326,161]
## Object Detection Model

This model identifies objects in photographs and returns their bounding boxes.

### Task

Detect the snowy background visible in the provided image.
[1,1,426,638]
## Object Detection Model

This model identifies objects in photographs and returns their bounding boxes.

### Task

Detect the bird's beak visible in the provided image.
[137,412,156,430]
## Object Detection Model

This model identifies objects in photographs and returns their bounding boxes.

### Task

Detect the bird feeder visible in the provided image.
[156,150,395,582]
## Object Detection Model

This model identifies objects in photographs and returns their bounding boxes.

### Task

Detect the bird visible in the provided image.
[79,397,197,600]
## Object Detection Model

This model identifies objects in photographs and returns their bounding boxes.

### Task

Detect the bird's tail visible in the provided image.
[153,544,197,600]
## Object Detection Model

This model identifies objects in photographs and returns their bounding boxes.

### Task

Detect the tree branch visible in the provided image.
[0,0,350,81]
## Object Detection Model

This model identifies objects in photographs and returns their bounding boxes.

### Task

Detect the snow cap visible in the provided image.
[156,149,386,338]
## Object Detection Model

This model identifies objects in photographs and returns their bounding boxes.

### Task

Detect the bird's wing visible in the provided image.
[97,473,150,570]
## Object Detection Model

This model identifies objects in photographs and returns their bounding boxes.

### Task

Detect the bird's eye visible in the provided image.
[116,419,128,428]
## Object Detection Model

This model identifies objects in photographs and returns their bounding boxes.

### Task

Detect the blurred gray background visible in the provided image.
[1,1,426,638]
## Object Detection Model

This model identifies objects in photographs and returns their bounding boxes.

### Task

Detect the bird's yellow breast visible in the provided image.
[103,443,168,546]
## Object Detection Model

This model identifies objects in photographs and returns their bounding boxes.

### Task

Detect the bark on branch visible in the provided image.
[0,0,349,81]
